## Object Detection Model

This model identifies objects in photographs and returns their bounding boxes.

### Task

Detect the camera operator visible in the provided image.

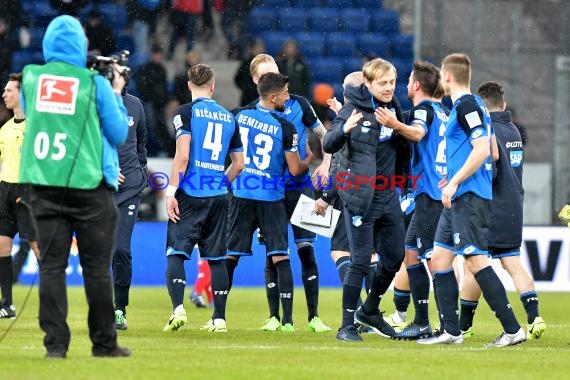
[20,15,130,359]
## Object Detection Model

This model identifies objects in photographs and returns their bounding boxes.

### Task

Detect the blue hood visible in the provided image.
[43,15,87,67]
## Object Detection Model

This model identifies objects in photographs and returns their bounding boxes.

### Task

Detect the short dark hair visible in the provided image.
[8,72,22,87]
[412,61,440,97]
[257,72,289,98]
[477,81,506,110]
[188,63,214,86]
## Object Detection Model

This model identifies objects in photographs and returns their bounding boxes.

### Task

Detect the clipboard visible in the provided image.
[290,194,341,238]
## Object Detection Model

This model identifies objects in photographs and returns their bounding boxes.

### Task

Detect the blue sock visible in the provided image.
[407,263,430,325]
[520,291,540,324]
[433,269,460,336]
[474,266,520,334]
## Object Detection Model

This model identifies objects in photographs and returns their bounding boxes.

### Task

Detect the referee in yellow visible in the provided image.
[0,73,40,318]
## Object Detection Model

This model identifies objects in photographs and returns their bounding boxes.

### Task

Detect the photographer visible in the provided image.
[20,15,130,358]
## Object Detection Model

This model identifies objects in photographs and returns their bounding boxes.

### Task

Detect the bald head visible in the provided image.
[343,71,364,88]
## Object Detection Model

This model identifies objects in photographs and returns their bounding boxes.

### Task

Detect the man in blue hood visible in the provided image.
[20,15,130,358]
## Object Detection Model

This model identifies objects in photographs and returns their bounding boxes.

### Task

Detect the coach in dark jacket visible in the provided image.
[323,58,406,341]
[112,92,148,330]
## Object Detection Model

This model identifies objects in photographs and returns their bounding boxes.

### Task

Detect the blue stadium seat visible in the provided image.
[333,83,344,99]
[116,34,136,54]
[28,1,58,28]
[99,3,128,34]
[342,57,364,76]
[357,34,389,58]
[390,34,414,59]
[130,53,150,71]
[392,58,413,83]
[309,57,343,85]
[341,9,370,33]
[323,0,353,8]
[256,0,290,7]
[11,50,33,72]
[262,32,291,57]
[326,33,356,57]
[278,8,309,33]
[248,7,278,34]
[371,10,400,35]
[28,28,46,51]
[291,0,320,7]
[309,8,339,33]
[395,83,412,110]
[354,0,383,9]
[294,33,325,58]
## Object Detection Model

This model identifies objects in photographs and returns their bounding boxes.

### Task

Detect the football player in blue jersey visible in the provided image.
[376,61,450,340]
[248,54,332,332]
[417,53,525,347]
[459,81,545,340]
[163,64,244,333]
[323,58,408,342]
[225,72,313,332]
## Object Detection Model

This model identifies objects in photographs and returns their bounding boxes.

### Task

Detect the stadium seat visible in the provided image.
[116,34,136,55]
[341,9,371,33]
[10,50,33,72]
[28,2,58,28]
[278,8,309,33]
[248,7,278,34]
[309,57,343,85]
[255,0,290,8]
[323,0,353,8]
[261,32,291,57]
[371,10,400,36]
[326,33,356,57]
[342,57,364,76]
[391,34,414,59]
[333,83,344,99]
[357,34,389,58]
[309,8,339,33]
[392,58,413,83]
[354,0,383,9]
[294,33,325,58]
[129,53,150,71]
[395,83,412,110]
[291,0,320,7]
[99,3,128,34]
[28,28,46,51]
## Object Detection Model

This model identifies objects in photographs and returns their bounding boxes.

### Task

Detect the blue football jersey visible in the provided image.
[233,104,299,201]
[174,98,243,197]
[445,94,493,200]
[271,95,321,182]
[409,100,449,200]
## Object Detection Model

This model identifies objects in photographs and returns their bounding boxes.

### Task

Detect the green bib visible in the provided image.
[21,62,103,189]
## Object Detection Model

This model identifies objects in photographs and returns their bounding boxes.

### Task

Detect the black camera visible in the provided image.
[87,50,131,83]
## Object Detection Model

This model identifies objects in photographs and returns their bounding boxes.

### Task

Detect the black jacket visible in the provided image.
[323,84,405,216]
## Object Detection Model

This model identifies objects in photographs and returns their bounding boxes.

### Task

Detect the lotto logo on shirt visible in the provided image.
[35,74,79,115]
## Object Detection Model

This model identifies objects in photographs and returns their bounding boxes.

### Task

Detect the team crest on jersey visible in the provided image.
[292,133,299,146]
[453,233,460,245]
[173,114,183,129]
[36,74,79,115]
[128,116,134,126]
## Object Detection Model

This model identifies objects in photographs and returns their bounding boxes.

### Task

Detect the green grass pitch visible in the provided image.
[1,286,569,379]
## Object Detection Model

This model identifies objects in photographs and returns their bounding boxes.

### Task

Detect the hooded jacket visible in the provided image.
[323,84,405,216]
[21,15,128,190]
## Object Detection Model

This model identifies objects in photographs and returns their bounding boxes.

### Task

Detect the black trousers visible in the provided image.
[31,183,118,354]
[112,193,142,308]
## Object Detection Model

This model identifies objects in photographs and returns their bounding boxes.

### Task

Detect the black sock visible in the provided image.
[432,278,444,330]
[433,270,460,336]
[363,265,396,315]
[114,285,129,313]
[226,258,238,290]
[298,245,319,321]
[520,291,540,324]
[474,266,520,334]
[209,260,229,320]
[342,284,361,327]
[12,240,29,283]
[393,287,411,314]
[275,259,294,325]
[407,264,429,325]
[365,262,377,293]
[459,299,478,331]
[336,256,363,308]
[0,256,13,305]
[264,256,280,320]
[165,255,186,310]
